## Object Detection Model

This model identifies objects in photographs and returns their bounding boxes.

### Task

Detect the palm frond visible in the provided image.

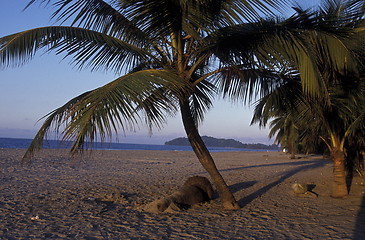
[120,0,286,38]
[189,79,217,126]
[320,0,365,21]
[23,69,191,162]
[36,0,151,46]
[250,77,303,126]
[209,8,360,99]
[0,26,152,73]
[22,91,92,162]
[212,64,289,104]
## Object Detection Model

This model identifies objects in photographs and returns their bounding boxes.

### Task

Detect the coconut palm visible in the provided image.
[0,0,362,208]
[260,78,365,197]
[252,67,365,197]
[251,0,365,197]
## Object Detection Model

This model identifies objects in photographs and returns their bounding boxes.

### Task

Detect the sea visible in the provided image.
[0,138,274,152]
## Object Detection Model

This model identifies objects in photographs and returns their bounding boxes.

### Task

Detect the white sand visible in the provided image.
[0,149,364,239]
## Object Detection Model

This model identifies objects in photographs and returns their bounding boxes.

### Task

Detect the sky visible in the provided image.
[0,0,320,145]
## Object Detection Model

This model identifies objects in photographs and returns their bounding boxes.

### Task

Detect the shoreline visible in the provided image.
[0,137,278,152]
[1,149,364,239]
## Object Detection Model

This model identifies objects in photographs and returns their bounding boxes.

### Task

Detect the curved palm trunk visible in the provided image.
[179,98,240,210]
[331,148,348,198]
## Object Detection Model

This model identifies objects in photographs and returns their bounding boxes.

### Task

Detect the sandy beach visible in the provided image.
[1,148,364,239]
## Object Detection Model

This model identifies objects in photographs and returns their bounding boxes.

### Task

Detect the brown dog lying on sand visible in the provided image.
[145,176,214,213]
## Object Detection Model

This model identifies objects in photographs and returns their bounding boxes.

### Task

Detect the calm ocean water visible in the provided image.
[0,137,271,152]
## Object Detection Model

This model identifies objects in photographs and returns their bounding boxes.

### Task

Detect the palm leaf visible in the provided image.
[120,0,286,37]
[189,79,217,126]
[212,64,289,104]
[209,9,360,100]
[22,91,92,163]
[0,26,153,73]
[23,69,191,162]
[26,0,151,46]
[250,76,304,126]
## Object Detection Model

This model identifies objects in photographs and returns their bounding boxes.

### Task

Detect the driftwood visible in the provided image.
[144,176,214,213]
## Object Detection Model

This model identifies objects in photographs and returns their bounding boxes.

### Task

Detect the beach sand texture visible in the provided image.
[1,149,364,239]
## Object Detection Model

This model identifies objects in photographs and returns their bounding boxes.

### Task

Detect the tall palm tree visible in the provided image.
[251,0,365,198]
[254,76,365,197]
[0,0,361,208]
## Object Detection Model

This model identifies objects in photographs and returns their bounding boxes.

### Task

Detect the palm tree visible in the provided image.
[252,67,365,197]
[0,0,362,208]
[1,0,285,210]
[251,0,365,198]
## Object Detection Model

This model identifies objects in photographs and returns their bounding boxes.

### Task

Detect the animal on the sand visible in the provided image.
[156,176,214,212]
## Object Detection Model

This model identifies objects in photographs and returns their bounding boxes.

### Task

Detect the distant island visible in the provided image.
[165,136,279,150]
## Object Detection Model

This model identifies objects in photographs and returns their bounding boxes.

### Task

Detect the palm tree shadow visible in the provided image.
[221,160,325,173]
[224,160,329,208]
[353,193,365,239]
[229,181,257,193]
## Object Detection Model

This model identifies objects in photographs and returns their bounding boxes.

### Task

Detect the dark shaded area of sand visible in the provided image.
[1,149,364,239]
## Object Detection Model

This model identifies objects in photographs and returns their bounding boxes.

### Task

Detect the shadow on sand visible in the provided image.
[224,159,330,207]
[353,191,365,239]
[229,181,257,194]
[222,160,327,173]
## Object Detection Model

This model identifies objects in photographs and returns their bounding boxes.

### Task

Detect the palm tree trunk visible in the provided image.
[179,98,240,210]
[361,152,365,177]
[290,149,296,159]
[331,148,348,198]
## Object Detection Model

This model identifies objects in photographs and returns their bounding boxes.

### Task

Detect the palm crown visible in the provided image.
[0,0,286,151]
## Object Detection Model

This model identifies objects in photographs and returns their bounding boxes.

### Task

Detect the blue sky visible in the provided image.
[0,0,319,145]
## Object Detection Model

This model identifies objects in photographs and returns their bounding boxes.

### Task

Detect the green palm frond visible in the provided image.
[320,0,365,20]
[119,0,285,37]
[189,79,217,126]
[255,23,355,99]
[0,26,152,72]
[209,19,324,96]
[33,0,151,45]
[213,64,290,104]
[268,117,284,140]
[209,8,360,99]
[250,77,303,126]
[22,90,92,163]
[23,69,191,161]
[344,110,365,139]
